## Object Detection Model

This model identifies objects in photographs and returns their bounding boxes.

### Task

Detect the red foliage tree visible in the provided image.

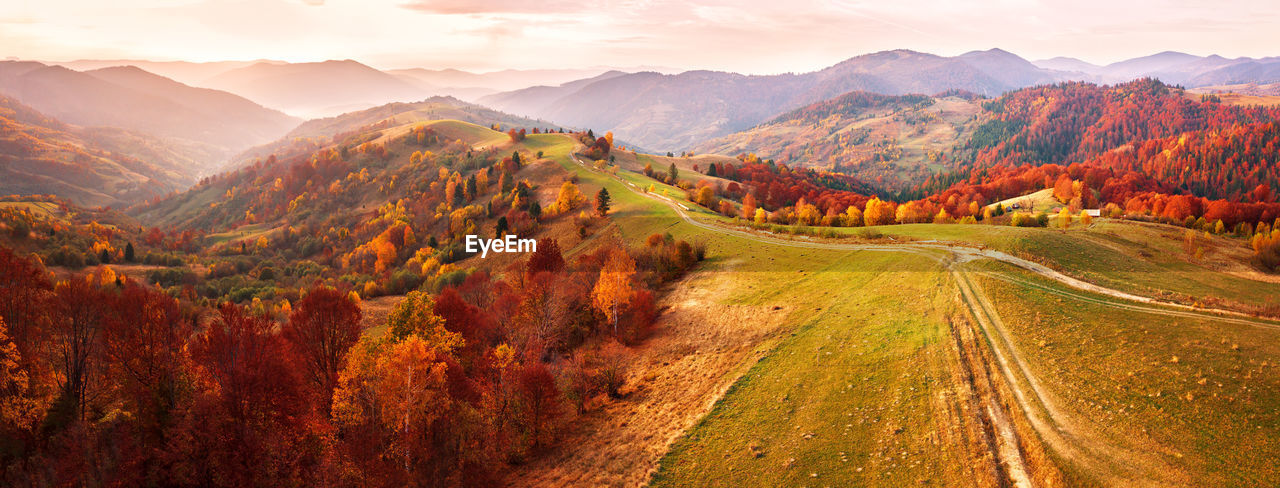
[283,286,363,412]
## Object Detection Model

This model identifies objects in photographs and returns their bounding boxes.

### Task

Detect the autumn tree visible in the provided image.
[518,362,561,448]
[554,181,585,213]
[844,206,863,227]
[596,340,629,398]
[386,291,463,350]
[0,316,41,433]
[186,303,311,486]
[559,351,596,414]
[378,335,452,472]
[103,284,191,432]
[741,193,757,220]
[863,197,896,226]
[332,328,460,479]
[718,200,736,216]
[695,186,716,208]
[526,238,565,275]
[1058,207,1073,229]
[0,248,51,364]
[592,249,636,336]
[284,286,363,412]
[47,279,110,424]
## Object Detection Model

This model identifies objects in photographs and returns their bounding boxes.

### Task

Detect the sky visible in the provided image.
[2,0,1279,74]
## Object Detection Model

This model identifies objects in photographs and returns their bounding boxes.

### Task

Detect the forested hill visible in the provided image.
[953,78,1280,201]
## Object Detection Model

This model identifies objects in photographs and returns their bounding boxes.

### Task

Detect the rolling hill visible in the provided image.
[482,49,1078,152]
[1037,51,1280,87]
[0,96,197,207]
[477,70,629,117]
[0,61,299,171]
[226,96,568,172]
[199,59,431,118]
[693,91,985,191]
[49,59,264,86]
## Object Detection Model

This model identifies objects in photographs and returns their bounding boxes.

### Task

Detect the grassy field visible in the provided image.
[965,259,1280,486]
[988,188,1059,213]
[188,120,1278,486]
[523,133,1280,486]
[0,201,68,222]
[877,221,1280,312]
[706,216,1280,313]
[204,222,278,246]
[650,251,983,487]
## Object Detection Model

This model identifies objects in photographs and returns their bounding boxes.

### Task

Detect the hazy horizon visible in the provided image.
[3,0,1279,75]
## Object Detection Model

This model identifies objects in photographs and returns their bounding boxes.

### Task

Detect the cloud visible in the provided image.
[400,0,588,14]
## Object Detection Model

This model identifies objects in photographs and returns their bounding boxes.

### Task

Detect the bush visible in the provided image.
[1010,212,1046,227]
[148,268,197,288]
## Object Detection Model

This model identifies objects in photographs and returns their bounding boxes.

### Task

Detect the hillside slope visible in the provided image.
[200,60,429,118]
[483,49,1076,151]
[694,91,984,191]
[0,96,195,207]
[227,96,567,171]
[0,61,299,164]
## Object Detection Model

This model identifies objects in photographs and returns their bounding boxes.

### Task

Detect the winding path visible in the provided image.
[571,153,1280,486]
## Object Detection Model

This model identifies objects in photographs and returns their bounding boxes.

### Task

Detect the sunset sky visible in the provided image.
[3,0,1278,73]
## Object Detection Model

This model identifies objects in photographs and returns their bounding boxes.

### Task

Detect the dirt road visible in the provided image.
[567,154,1280,486]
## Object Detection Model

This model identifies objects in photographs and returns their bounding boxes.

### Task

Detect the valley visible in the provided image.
[4,26,1280,487]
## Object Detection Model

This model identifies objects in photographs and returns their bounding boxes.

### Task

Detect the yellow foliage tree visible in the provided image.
[796,203,821,226]
[934,208,952,224]
[863,197,896,226]
[374,239,398,274]
[741,193,757,220]
[695,187,716,208]
[592,249,636,336]
[844,206,864,227]
[332,333,454,472]
[555,181,585,213]
[0,317,42,431]
[386,291,463,349]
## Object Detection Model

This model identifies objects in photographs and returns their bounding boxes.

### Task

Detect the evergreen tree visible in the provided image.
[495,216,509,238]
[595,188,612,217]
[124,242,135,262]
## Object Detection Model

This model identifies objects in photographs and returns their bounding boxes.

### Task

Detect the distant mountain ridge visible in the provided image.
[480,48,1077,151]
[0,96,205,207]
[197,60,429,119]
[226,95,568,172]
[0,60,300,174]
[1034,51,1280,87]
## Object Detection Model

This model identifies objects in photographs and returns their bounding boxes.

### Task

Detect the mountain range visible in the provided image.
[8,48,1280,208]
[1033,51,1280,87]
[0,61,300,174]
[478,49,1071,151]
[0,95,199,207]
[51,59,630,117]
